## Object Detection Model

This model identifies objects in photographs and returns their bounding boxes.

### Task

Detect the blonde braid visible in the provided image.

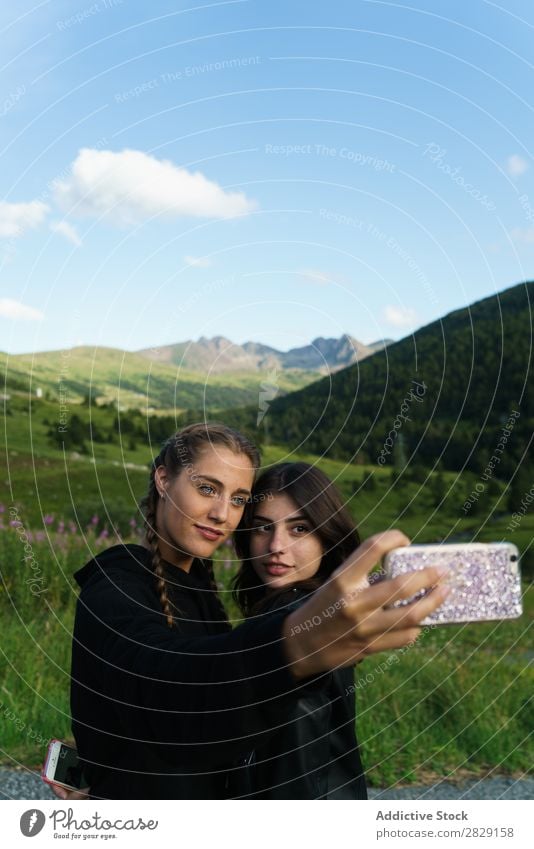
[142,457,176,628]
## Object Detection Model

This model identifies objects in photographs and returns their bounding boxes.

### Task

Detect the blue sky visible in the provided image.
[1,0,533,355]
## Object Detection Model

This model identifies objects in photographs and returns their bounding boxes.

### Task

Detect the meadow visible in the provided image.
[1,432,532,786]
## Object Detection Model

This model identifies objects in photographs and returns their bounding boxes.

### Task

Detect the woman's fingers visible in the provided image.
[354,564,447,611]
[75,787,91,799]
[351,626,424,658]
[49,782,90,800]
[50,783,68,800]
[333,529,410,588]
[353,584,450,639]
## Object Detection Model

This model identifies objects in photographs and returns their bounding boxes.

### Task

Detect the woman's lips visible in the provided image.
[194,524,223,542]
[265,563,292,576]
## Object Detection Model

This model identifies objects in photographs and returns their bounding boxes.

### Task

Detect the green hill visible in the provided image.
[223,281,534,476]
[1,345,318,411]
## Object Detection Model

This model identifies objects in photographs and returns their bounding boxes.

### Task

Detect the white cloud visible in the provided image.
[50,220,82,246]
[0,200,49,238]
[184,254,211,267]
[0,298,44,321]
[298,268,336,285]
[54,148,257,224]
[510,227,534,244]
[505,155,528,178]
[383,304,418,327]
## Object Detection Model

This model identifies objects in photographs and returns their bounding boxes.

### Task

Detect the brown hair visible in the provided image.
[232,462,360,617]
[140,422,260,627]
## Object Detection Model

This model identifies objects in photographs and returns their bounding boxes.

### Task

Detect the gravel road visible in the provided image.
[1,768,532,800]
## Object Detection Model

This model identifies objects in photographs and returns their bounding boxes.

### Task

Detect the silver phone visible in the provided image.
[383,542,523,625]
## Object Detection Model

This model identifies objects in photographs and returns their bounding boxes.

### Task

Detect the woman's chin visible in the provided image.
[191,540,220,560]
[163,536,219,566]
[265,574,292,591]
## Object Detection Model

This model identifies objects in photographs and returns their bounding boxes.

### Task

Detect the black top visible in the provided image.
[70,544,306,800]
[242,588,368,799]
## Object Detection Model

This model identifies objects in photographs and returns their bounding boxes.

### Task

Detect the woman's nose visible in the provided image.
[268,528,288,552]
[207,495,229,523]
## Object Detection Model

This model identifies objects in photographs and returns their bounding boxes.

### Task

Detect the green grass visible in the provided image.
[357,645,532,786]
[0,531,97,766]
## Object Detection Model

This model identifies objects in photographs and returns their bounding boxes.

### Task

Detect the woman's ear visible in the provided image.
[154,465,169,499]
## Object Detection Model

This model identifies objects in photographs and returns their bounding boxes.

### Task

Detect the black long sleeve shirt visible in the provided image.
[70,544,303,799]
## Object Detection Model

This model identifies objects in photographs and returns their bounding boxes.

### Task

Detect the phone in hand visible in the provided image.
[383,542,523,625]
[41,739,88,792]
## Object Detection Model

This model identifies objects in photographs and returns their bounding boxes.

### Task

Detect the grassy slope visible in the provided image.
[1,348,319,410]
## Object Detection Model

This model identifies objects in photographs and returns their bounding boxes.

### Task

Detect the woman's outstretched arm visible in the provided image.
[282,530,449,678]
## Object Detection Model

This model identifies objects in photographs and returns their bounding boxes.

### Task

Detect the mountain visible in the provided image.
[1,333,389,411]
[221,281,534,474]
[136,334,391,374]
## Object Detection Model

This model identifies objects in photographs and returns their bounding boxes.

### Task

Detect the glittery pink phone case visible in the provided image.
[383,543,523,625]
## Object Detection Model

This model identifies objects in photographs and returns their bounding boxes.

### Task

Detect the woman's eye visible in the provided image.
[231,496,247,507]
[292,524,309,534]
[198,484,216,496]
[252,524,271,534]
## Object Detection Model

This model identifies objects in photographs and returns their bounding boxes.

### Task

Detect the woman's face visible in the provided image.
[249,492,324,592]
[155,444,254,569]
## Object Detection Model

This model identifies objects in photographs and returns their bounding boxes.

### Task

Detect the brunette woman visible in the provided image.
[232,461,369,798]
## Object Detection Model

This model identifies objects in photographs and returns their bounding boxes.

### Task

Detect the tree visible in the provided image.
[429,472,447,508]
[47,413,87,453]
[507,466,533,514]
[362,471,377,491]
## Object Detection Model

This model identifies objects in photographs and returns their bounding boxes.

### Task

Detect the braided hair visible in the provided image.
[140,422,260,628]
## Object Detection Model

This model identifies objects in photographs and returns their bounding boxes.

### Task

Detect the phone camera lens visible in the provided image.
[510,555,518,562]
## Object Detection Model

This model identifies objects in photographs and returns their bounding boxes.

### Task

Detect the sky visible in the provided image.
[1,0,533,355]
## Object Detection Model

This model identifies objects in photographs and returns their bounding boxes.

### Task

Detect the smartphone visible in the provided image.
[383,542,523,625]
[41,740,88,792]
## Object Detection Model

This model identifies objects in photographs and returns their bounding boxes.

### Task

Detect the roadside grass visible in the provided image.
[357,640,532,786]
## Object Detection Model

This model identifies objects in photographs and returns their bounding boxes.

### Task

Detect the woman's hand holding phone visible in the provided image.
[283,529,450,680]
[49,782,91,800]
[42,740,91,800]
